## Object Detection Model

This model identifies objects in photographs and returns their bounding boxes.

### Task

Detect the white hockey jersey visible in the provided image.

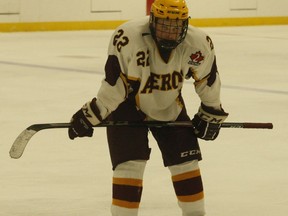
[96,17,222,121]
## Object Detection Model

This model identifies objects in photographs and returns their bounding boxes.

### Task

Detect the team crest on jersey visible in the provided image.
[188,51,204,66]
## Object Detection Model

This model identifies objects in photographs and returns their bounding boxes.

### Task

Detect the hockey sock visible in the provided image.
[111,160,146,216]
[169,160,205,216]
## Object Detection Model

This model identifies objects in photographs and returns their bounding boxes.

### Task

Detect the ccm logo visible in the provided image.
[181,150,201,158]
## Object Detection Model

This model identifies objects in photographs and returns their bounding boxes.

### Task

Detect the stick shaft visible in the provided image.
[9,121,273,159]
[221,122,273,129]
[26,121,273,130]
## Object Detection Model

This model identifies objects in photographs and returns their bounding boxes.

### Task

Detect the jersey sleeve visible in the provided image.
[194,60,222,109]
[188,32,223,110]
[95,25,134,120]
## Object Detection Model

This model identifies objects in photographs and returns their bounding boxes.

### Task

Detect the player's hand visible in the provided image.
[192,103,228,140]
[68,98,102,140]
[68,109,94,139]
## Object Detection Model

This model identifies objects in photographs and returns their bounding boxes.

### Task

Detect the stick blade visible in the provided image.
[9,128,37,159]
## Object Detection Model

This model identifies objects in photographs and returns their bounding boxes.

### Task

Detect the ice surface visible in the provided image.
[0,25,288,216]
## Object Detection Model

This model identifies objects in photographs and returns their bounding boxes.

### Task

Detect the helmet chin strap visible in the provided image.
[157,38,179,50]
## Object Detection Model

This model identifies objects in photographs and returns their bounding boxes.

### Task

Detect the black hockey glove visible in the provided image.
[68,98,102,140]
[192,103,229,141]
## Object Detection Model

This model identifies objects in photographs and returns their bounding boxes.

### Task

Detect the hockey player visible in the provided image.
[68,0,228,215]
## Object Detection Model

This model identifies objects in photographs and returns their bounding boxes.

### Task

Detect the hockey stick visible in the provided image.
[9,121,273,159]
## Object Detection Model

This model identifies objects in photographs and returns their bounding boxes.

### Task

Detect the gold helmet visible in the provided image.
[151,0,189,20]
[149,0,189,50]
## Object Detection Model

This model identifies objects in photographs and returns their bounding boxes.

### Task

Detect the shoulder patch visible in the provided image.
[188,51,204,66]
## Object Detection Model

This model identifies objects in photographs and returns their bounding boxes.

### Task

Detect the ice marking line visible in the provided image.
[1,60,287,96]
[222,85,288,95]
[211,32,288,40]
[0,60,103,75]
[184,79,288,95]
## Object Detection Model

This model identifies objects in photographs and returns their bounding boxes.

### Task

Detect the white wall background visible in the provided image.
[0,0,287,23]
[188,0,288,18]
